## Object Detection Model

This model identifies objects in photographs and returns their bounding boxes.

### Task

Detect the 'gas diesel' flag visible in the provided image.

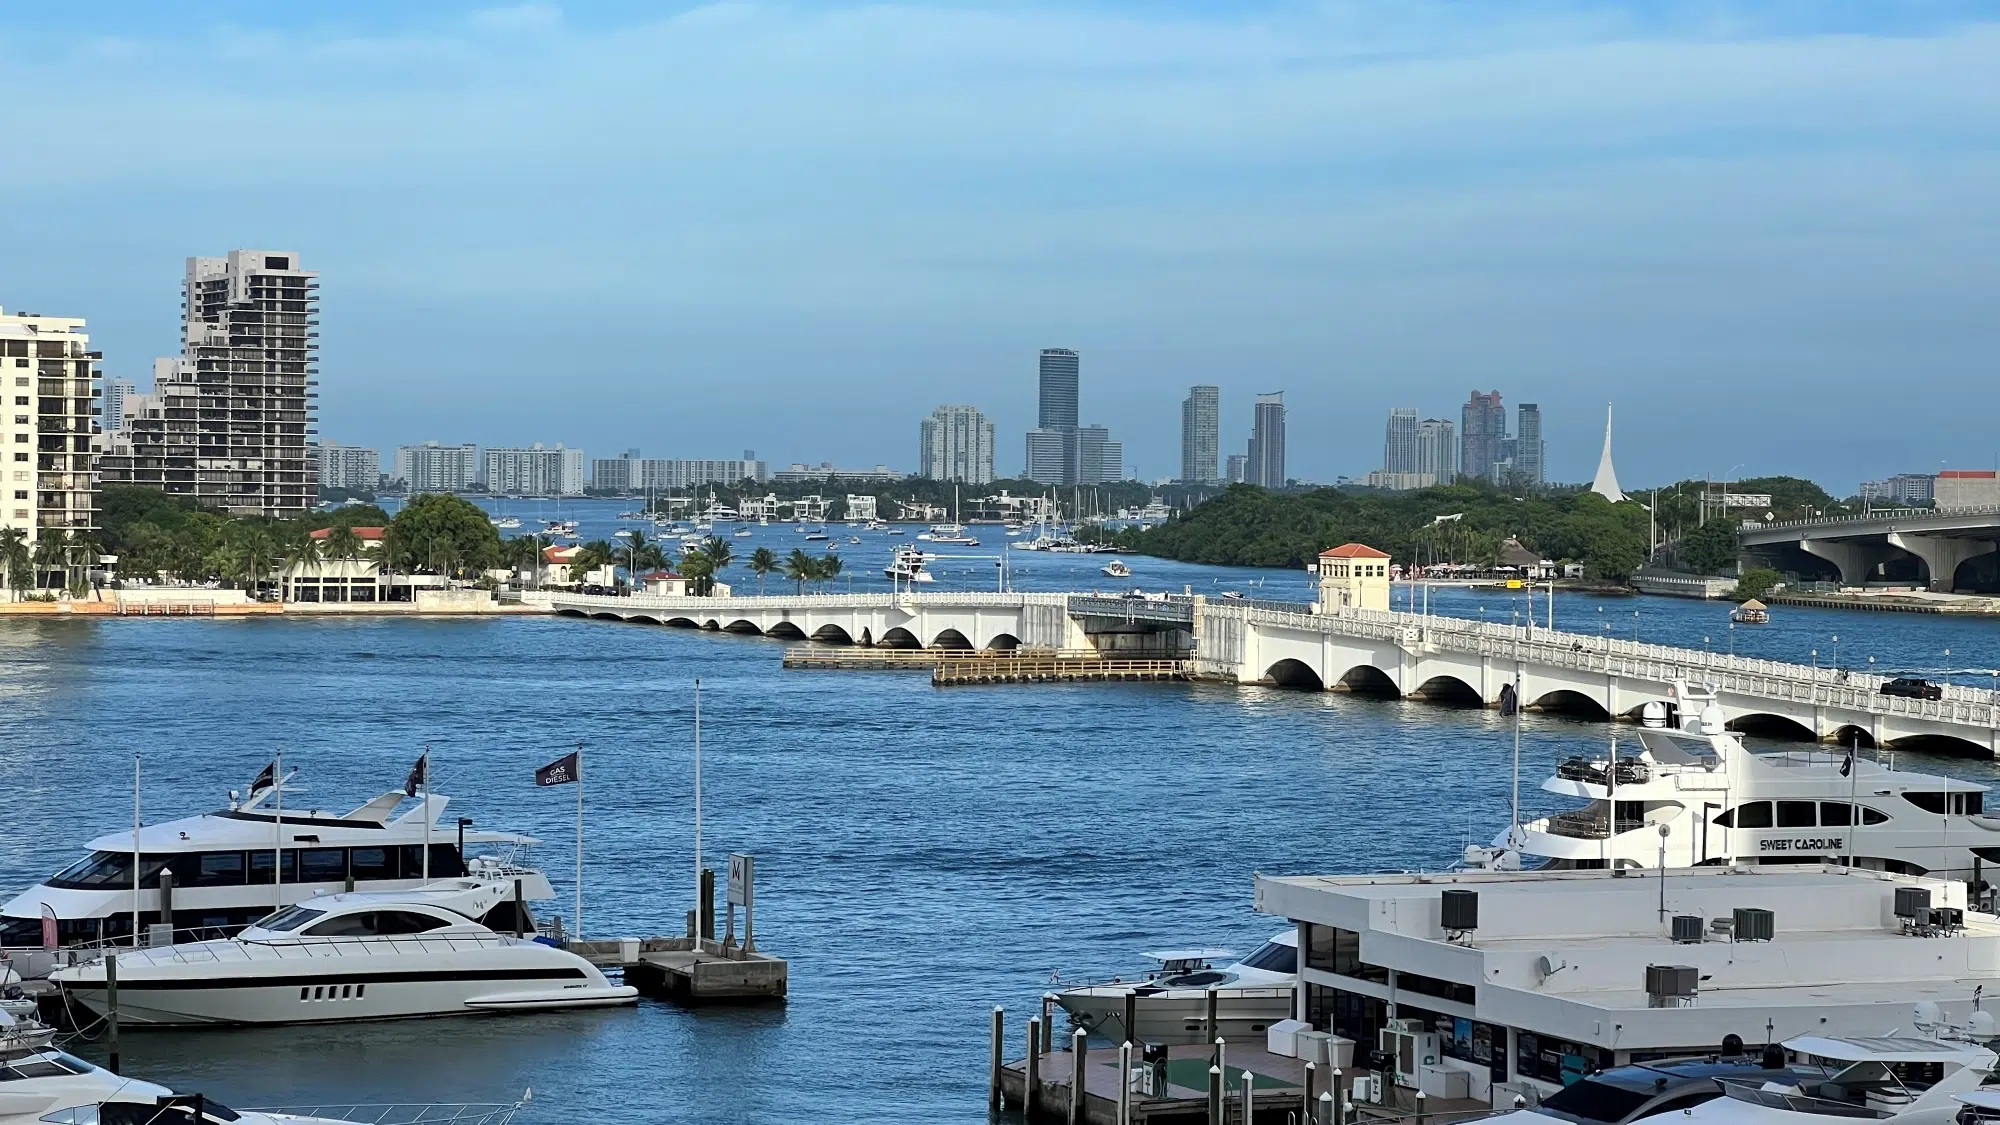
[250,760,277,794]
[536,751,580,787]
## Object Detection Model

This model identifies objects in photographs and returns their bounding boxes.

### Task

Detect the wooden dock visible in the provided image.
[933,656,1189,686]
[570,937,787,1004]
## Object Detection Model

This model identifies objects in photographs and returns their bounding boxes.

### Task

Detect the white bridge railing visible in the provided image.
[547,591,1069,613]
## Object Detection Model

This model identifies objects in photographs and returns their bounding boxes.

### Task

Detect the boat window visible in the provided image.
[348,847,396,881]
[304,912,380,938]
[1238,940,1297,974]
[47,851,136,889]
[1537,1077,1655,1124]
[295,849,346,884]
[248,850,298,885]
[1777,801,1816,828]
[1820,803,1853,826]
[252,905,323,932]
[372,910,452,935]
[1863,807,1889,824]
[1903,792,1983,815]
[1,1055,89,1081]
[397,844,466,880]
[1714,803,1772,829]
[166,851,247,888]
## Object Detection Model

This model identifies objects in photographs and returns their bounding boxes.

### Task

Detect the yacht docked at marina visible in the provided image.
[1054,931,1296,1045]
[49,875,636,1026]
[1487,684,1997,883]
[0,775,553,950]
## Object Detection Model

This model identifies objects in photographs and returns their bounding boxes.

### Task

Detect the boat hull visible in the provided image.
[1056,986,1294,1045]
[58,975,637,1026]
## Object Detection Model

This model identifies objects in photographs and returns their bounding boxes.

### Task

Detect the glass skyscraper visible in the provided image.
[1181,385,1220,483]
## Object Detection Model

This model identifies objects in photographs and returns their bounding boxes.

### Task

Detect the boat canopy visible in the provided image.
[1144,948,1234,963]
[1783,1035,1994,1066]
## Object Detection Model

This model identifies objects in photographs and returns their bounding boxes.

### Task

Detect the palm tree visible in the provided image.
[323,525,363,564]
[0,528,29,601]
[818,551,843,591]
[749,547,778,594]
[31,529,69,595]
[784,548,816,594]
[699,536,734,573]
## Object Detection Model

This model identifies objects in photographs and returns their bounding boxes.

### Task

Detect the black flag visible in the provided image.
[1498,681,1519,717]
[249,760,276,794]
[1840,747,1854,777]
[536,751,580,787]
[404,751,429,797]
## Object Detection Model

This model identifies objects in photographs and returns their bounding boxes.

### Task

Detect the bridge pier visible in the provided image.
[1798,538,1901,587]
[1886,531,1997,593]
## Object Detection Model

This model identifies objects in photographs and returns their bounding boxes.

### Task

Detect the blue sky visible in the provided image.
[3,1,1998,489]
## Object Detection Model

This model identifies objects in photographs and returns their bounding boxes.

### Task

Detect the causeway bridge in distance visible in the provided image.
[545,590,2000,756]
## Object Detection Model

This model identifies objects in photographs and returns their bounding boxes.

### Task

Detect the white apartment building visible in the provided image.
[918,404,995,484]
[317,441,381,493]
[0,309,99,564]
[484,444,586,496]
[393,443,479,493]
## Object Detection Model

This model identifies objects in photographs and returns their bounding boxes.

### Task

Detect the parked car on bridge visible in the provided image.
[1881,676,1945,701]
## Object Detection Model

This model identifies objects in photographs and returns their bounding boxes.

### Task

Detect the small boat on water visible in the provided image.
[884,546,936,584]
[886,528,906,537]
[1733,598,1770,623]
[733,528,753,537]
[1055,931,1297,1045]
[847,536,862,545]
[804,530,830,542]
[489,516,522,530]
[1101,559,1131,578]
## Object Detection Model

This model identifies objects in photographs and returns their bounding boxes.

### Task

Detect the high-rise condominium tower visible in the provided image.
[101,250,319,515]
[1459,390,1506,483]
[1181,385,1220,484]
[1026,348,1083,484]
[919,404,996,484]
[1383,408,1419,474]
[0,309,99,570]
[1247,393,1286,487]
[1415,418,1458,484]
[1076,425,1122,485]
[1515,403,1544,488]
[317,442,380,493]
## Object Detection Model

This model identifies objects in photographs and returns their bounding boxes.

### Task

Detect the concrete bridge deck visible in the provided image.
[545,591,2000,754]
[1741,506,2000,592]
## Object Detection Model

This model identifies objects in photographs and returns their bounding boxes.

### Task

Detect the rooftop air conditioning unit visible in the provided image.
[1734,906,1774,942]
[1672,915,1704,944]
[1895,886,1932,920]
[1441,888,1479,933]
[1646,964,1698,1008]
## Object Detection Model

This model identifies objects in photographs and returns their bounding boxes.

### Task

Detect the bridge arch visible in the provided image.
[811,624,855,645]
[1264,658,1325,691]
[930,628,974,650]
[1411,675,1481,707]
[1536,690,1612,721]
[1884,733,1991,759]
[1829,724,1876,749]
[723,620,763,635]
[589,612,625,622]
[554,607,587,618]
[663,617,701,629]
[878,627,921,649]
[701,619,723,631]
[1726,712,1817,743]
[1335,665,1399,697]
[986,633,1022,651]
[765,621,808,640]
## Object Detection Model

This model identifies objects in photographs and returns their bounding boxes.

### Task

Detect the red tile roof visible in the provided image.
[1319,543,1390,559]
[309,525,385,540]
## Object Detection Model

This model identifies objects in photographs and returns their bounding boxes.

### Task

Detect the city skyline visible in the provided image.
[8,5,1997,490]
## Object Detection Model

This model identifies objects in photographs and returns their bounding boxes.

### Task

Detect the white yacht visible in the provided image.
[1485,684,1999,882]
[1054,930,1296,1045]
[0,775,552,950]
[884,547,935,584]
[50,876,635,1026]
[488,516,521,530]
[539,519,579,540]
[1100,559,1131,578]
[1676,1034,1994,1125]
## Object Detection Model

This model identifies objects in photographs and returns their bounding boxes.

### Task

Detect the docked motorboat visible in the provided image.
[1101,560,1131,578]
[50,876,635,1026]
[1675,1034,1994,1125]
[0,772,552,950]
[1054,931,1295,1045]
[1482,682,2000,881]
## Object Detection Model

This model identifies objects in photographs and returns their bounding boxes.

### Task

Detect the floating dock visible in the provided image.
[932,656,1189,686]
[574,937,788,1004]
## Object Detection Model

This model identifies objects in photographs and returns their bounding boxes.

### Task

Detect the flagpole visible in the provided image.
[575,742,584,941]
[132,753,141,947]
[694,678,703,936]
[273,749,284,910]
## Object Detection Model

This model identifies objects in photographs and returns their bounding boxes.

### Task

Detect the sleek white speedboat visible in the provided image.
[0,775,552,951]
[1485,682,2000,881]
[50,877,635,1026]
[1101,560,1131,578]
[1675,1034,1994,1125]
[1054,930,1296,1045]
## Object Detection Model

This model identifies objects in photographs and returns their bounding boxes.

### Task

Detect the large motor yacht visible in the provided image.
[0,774,553,950]
[49,876,636,1026]
[1676,1034,1994,1125]
[1054,930,1296,1045]
[1481,684,1999,882]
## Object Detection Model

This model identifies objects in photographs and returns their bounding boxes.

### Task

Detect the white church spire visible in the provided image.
[1590,402,1626,504]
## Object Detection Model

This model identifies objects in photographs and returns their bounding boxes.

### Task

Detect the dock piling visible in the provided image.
[1026,1016,1041,1118]
[1417,1089,1429,1125]
[1070,1028,1086,1125]
[1207,1064,1222,1125]
[990,1006,1005,1111]
[1320,1091,1335,1125]
[1123,991,1137,1048]
[1302,1061,1316,1124]
[699,867,715,941]
[1117,1041,1132,1125]
[1206,988,1218,1043]
[104,952,120,1075]
[1041,993,1055,1053]
[1240,1070,1252,1125]
[1330,1070,1343,1125]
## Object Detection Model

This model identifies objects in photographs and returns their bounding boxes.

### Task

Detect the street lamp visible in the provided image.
[1728,620,1735,656]
[1631,609,1640,642]
[1831,634,1839,671]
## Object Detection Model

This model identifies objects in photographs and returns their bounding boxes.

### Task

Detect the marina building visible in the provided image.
[1248,392,1285,487]
[316,442,380,493]
[98,250,318,517]
[0,309,99,570]
[1314,543,1391,611]
[1256,864,1996,1104]
[1181,385,1220,484]
[918,404,996,484]
[483,444,586,496]
[1461,390,1507,483]
[393,442,479,493]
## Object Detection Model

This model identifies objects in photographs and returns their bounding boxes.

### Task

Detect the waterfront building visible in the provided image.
[317,442,380,493]
[1459,390,1506,482]
[1247,392,1285,487]
[845,494,878,521]
[1861,473,1937,507]
[1314,542,1390,612]
[1076,424,1122,485]
[1225,453,1248,484]
[483,444,586,496]
[0,309,99,570]
[591,453,635,492]
[1257,865,1996,1104]
[1383,408,1419,475]
[103,378,136,433]
[1515,403,1544,488]
[917,404,996,484]
[1935,470,2000,511]
[771,461,896,484]
[99,250,318,517]
[1361,471,1436,492]
[1415,418,1458,484]
[1181,385,1220,484]
[1024,428,1070,484]
[624,456,771,489]
[394,442,479,493]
